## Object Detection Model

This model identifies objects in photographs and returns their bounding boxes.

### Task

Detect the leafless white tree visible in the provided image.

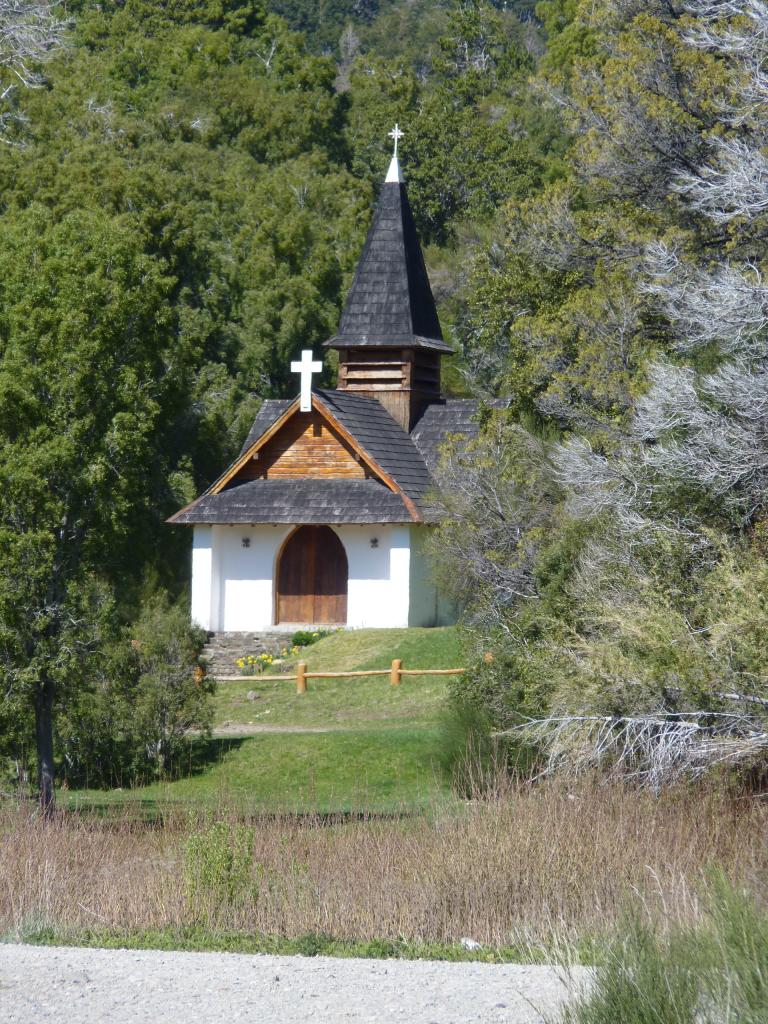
[553,436,657,535]
[673,138,768,223]
[630,361,768,519]
[532,0,768,783]
[502,712,768,790]
[0,1,68,141]
[0,0,68,93]
[685,0,768,123]
[644,243,768,356]
[429,420,557,630]
[561,1,768,528]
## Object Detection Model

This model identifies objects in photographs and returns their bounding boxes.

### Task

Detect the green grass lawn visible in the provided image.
[215,627,461,730]
[288,626,462,673]
[66,627,463,816]
[68,726,449,816]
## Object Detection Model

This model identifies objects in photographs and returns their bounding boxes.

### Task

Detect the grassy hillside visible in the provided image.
[67,728,446,815]
[215,626,461,730]
[67,627,463,816]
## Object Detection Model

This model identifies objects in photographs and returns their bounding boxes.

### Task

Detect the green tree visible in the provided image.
[129,593,212,775]
[443,0,768,785]
[0,0,369,561]
[345,2,552,245]
[0,207,181,811]
[0,0,373,805]
[57,592,212,786]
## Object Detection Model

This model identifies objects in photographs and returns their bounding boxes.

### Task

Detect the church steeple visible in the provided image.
[326,125,451,431]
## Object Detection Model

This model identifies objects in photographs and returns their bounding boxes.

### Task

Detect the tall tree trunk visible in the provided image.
[34,677,55,817]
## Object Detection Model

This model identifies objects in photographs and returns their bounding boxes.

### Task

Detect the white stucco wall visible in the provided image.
[191,526,218,630]
[337,525,411,629]
[216,524,290,632]
[408,526,458,627]
[190,522,457,632]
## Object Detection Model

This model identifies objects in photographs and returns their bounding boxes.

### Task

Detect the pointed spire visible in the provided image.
[385,123,403,182]
[325,124,451,353]
[385,154,401,183]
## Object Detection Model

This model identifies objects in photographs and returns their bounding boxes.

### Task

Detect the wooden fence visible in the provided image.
[216,659,465,694]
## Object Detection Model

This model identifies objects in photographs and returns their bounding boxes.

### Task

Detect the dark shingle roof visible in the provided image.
[410,399,482,474]
[170,479,413,525]
[169,391,489,526]
[316,390,432,502]
[325,181,452,353]
[238,399,293,456]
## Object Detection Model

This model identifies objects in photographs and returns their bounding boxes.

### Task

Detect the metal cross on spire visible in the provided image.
[388,123,404,158]
[291,349,322,412]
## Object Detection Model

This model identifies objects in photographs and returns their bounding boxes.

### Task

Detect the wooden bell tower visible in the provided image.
[336,346,441,432]
[325,136,452,433]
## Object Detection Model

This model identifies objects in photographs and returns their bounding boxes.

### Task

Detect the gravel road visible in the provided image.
[0,944,591,1024]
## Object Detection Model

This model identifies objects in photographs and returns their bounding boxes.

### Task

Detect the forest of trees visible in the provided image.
[1,0,767,805]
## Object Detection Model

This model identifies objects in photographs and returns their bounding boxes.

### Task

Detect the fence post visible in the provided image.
[296,660,307,695]
[390,658,402,687]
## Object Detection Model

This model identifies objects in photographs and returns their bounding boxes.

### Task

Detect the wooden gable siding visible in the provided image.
[233,410,370,482]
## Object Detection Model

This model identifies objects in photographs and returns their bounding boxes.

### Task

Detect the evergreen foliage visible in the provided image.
[439,0,768,785]
[0,0,366,801]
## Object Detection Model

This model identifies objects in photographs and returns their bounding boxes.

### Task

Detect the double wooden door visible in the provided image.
[276,526,348,624]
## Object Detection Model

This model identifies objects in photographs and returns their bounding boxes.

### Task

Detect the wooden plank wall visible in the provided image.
[235,411,371,481]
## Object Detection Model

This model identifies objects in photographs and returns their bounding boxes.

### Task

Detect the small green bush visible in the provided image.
[183,820,257,910]
[56,591,212,787]
[438,700,499,796]
[437,700,537,795]
[560,919,698,1024]
[291,628,335,648]
[559,876,768,1024]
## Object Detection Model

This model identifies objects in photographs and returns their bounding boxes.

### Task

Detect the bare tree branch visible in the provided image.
[0,0,68,89]
[673,138,768,223]
[500,711,768,789]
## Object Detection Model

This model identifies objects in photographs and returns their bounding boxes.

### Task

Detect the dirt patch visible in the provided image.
[212,723,354,736]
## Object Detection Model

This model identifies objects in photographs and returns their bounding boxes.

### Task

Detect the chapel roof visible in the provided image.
[172,478,414,525]
[324,157,452,354]
[169,392,488,526]
[317,390,432,503]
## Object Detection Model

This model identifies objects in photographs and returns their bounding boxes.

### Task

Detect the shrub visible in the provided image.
[291,628,334,648]
[559,876,768,1024]
[57,591,214,787]
[438,699,539,796]
[183,820,257,911]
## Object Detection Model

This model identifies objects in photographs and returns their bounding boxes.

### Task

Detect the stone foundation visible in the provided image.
[200,631,289,676]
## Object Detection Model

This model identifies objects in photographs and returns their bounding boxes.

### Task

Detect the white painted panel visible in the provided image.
[215,525,291,632]
[338,525,410,628]
[388,526,412,627]
[191,526,214,630]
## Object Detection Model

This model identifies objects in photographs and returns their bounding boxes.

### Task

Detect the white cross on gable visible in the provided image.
[388,123,404,158]
[291,349,322,412]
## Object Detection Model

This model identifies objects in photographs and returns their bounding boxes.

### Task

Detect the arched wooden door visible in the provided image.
[276,526,348,625]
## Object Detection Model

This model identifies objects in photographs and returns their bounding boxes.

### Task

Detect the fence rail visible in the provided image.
[215,659,466,694]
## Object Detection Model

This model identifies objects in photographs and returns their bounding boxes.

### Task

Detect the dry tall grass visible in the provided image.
[2,781,766,950]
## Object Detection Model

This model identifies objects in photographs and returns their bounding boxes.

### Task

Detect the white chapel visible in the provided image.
[169,135,487,632]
